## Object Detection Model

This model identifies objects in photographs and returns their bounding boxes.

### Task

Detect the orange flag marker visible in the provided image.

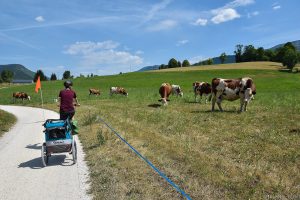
[35,76,41,93]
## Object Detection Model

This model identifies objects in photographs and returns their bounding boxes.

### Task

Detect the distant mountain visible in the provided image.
[137,65,159,72]
[0,64,35,80]
[270,40,300,51]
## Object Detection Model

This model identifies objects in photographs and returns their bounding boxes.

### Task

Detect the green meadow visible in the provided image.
[0,62,299,199]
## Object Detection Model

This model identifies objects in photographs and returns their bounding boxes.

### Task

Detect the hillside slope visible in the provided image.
[148,61,283,73]
[0,64,35,80]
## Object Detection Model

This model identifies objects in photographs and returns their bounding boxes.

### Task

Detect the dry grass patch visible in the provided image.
[0,109,16,137]
[75,98,300,199]
[150,62,283,73]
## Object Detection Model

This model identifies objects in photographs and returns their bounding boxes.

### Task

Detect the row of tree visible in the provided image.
[33,70,73,82]
[159,42,299,71]
[234,42,300,69]
[159,58,191,69]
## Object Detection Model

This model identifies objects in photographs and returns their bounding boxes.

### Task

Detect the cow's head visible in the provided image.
[172,85,183,97]
[177,87,183,97]
[122,89,128,96]
[244,88,256,102]
[244,80,256,102]
[27,96,31,101]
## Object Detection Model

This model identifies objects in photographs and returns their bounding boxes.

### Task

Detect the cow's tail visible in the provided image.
[207,93,212,102]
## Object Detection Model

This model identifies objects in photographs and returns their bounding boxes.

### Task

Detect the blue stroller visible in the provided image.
[41,118,77,166]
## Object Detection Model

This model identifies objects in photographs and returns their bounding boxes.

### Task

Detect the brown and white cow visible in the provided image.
[159,83,183,105]
[12,92,31,103]
[192,81,211,103]
[89,88,100,96]
[211,77,256,112]
[110,87,128,96]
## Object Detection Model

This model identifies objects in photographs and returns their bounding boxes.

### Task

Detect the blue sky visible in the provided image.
[0,0,299,77]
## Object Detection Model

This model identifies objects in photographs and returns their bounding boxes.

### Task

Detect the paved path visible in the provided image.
[0,105,91,200]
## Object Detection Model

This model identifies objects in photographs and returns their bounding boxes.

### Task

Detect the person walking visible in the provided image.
[58,80,80,120]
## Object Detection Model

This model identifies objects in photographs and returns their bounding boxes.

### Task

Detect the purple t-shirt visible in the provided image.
[59,89,77,112]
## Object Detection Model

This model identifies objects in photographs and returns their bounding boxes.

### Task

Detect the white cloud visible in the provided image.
[189,55,206,64]
[192,18,208,26]
[176,40,189,46]
[211,8,240,24]
[64,41,143,74]
[82,50,142,66]
[247,11,259,18]
[135,50,144,55]
[225,0,255,8]
[145,0,172,22]
[35,16,45,22]
[273,5,281,10]
[64,41,119,55]
[193,0,253,26]
[146,19,177,31]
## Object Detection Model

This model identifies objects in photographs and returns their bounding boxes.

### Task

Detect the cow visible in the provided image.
[192,81,212,103]
[110,87,128,96]
[159,83,183,105]
[211,77,256,112]
[12,92,31,103]
[89,88,101,96]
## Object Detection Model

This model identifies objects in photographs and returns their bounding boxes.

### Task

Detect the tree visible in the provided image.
[33,70,47,82]
[264,49,276,61]
[177,61,182,67]
[282,48,298,70]
[159,64,167,69]
[219,52,227,64]
[168,58,179,68]
[242,45,257,62]
[234,44,243,62]
[1,70,14,83]
[182,59,190,67]
[50,73,57,81]
[256,47,268,61]
[62,70,71,79]
[207,58,213,65]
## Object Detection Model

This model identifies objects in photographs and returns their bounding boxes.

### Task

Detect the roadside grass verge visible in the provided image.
[0,109,16,137]
[0,62,299,199]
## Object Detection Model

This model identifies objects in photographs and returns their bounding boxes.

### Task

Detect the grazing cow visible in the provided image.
[110,87,128,96]
[159,83,183,105]
[89,88,101,96]
[12,92,31,103]
[192,81,211,103]
[211,77,256,112]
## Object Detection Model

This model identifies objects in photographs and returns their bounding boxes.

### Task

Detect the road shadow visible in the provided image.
[148,103,162,108]
[18,154,73,169]
[26,143,41,150]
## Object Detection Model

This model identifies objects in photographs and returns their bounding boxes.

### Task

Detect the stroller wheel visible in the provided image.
[72,138,77,164]
[41,143,49,167]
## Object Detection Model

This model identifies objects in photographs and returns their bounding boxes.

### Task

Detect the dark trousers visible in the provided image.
[60,110,75,120]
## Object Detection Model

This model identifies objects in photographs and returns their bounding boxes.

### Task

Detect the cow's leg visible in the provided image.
[211,93,216,111]
[203,93,208,104]
[216,91,223,112]
[199,93,203,104]
[240,98,245,112]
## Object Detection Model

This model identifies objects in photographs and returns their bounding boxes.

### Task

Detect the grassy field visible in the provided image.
[0,109,16,137]
[0,62,299,199]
